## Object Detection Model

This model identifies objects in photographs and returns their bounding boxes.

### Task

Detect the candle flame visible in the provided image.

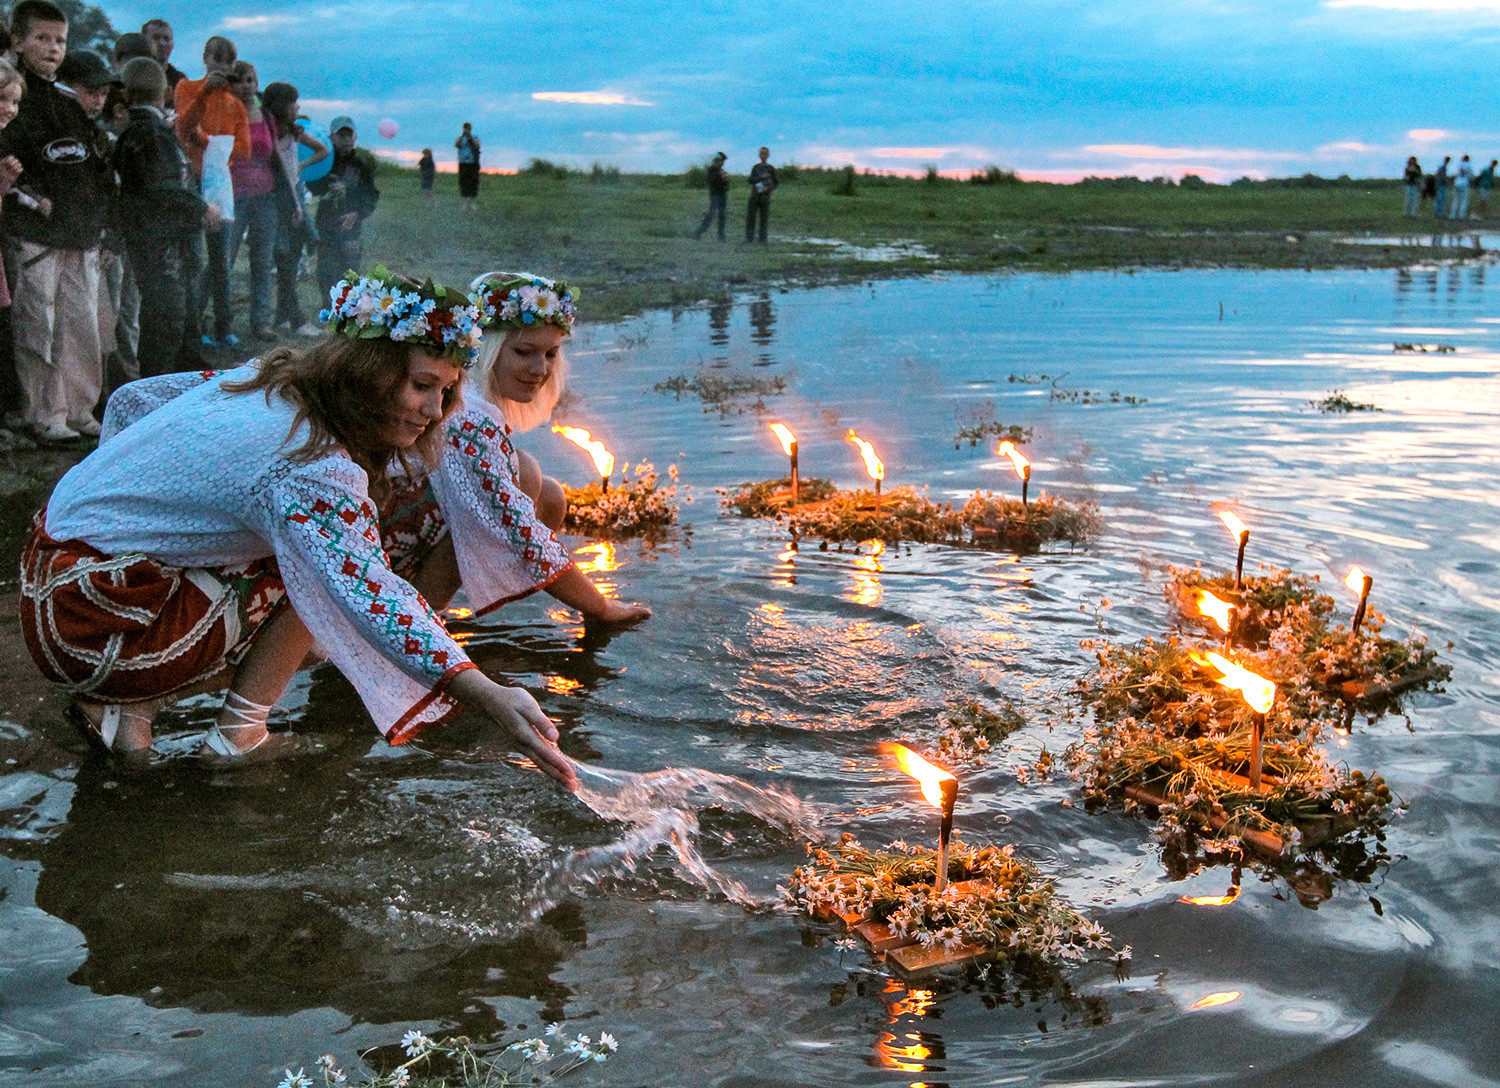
[847,430,885,482]
[1189,991,1242,1010]
[1218,510,1249,541]
[996,440,1031,478]
[1193,651,1276,714]
[551,425,615,478]
[1344,566,1368,594]
[1198,590,1235,635]
[769,422,797,456]
[879,741,955,810]
[1178,887,1241,906]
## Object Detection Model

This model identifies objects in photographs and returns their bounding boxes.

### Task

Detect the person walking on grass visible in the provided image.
[455,122,480,211]
[694,151,728,240]
[1452,154,1473,220]
[745,146,777,244]
[1403,156,1422,217]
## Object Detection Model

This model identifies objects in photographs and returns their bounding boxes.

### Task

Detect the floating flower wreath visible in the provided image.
[469,272,578,333]
[321,266,484,366]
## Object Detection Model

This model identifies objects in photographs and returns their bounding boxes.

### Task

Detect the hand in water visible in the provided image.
[591,600,651,624]
[451,671,577,790]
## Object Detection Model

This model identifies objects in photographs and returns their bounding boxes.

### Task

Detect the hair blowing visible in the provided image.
[222,337,461,501]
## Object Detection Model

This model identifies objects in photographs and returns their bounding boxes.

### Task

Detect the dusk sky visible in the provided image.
[115,1,1498,181]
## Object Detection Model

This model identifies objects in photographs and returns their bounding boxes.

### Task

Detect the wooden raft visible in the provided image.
[808,875,1000,979]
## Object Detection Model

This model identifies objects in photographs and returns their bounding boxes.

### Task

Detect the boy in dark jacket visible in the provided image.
[308,115,379,296]
[113,57,206,377]
[0,0,115,440]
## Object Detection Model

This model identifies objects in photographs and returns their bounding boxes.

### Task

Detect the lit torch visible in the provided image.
[997,440,1031,509]
[847,429,885,513]
[1345,565,1373,637]
[1198,589,1236,652]
[879,741,958,894]
[769,422,799,504]
[551,424,615,491]
[1193,650,1276,790]
[1218,511,1250,589]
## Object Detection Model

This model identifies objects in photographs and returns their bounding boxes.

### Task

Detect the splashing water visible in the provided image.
[531,761,822,914]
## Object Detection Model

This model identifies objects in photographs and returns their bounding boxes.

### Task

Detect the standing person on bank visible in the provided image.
[1452,154,1474,221]
[307,116,379,297]
[694,152,728,240]
[0,59,31,451]
[226,61,277,341]
[1479,160,1497,218]
[1,0,114,443]
[419,148,435,205]
[455,122,480,211]
[1433,155,1451,219]
[1403,156,1422,217]
[260,82,326,337]
[140,19,185,93]
[745,146,777,244]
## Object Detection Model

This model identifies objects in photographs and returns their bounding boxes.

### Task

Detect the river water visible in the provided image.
[0,263,1496,1087]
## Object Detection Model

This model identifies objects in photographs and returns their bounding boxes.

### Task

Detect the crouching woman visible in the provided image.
[20,271,575,787]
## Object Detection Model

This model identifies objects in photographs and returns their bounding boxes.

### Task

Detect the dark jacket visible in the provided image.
[308,147,380,237]
[748,161,778,198]
[0,64,114,250]
[707,163,729,194]
[113,104,206,244]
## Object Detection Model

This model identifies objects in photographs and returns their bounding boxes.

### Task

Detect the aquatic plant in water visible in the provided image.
[935,700,1027,766]
[962,490,1101,550]
[275,1025,617,1087]
[784,834,1127,966]
[652,370,787,415]
[563,461,678,539]
[1311,390,1380,413]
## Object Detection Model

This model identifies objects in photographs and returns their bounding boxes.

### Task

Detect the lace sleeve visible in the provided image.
[100,370,228,444]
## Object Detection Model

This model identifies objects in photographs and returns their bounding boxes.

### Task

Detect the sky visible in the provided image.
[112,0,1500,181]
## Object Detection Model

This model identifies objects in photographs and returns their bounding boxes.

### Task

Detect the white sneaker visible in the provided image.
[70,418,102,437]
[38,420,80,443]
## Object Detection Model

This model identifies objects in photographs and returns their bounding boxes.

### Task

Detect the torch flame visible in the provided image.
[1344,566,1368,594]
[996,440,1031,478]
[551,425,615,478]
[879,741,955,810]
[1189,991,1242,1010]
[1193,650,1276,715]
[1218,510,1249,541]
[1198,590,1235,635]
[769,422,797,456]
[847,430,885,482]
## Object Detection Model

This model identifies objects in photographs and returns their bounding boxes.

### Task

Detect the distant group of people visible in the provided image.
[693,145,779,243]
[1402,154,1496,220]
[0,4,389,447]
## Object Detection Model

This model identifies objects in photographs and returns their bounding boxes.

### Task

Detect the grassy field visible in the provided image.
[335,166,1486,322]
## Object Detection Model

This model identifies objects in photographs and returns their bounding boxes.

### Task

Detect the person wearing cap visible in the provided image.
[0,2,116,442]
[306,115,379,297]
[693,151,729,240]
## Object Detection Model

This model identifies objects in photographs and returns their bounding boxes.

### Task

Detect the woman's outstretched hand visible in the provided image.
[546,566,651,626]
[591,599,652,624]
[449,670,577,790]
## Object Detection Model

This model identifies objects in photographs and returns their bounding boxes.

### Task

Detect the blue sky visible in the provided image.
[114,0,1500,180]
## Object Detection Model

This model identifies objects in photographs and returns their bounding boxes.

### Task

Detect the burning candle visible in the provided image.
[1344,565,1373,637]
[846,429,886,512]
[551,424,615,491]
[769,422,799,504]
[996,440,1031,509]
[1197,589,1235,651]
[1218,511,1250,590]
[879,741,958,894]
[1193,650,1276,790]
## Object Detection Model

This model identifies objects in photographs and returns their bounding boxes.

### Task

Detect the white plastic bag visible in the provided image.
[200,134,235,221]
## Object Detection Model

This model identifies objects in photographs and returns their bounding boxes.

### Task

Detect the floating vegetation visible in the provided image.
[563,461,678,539]
[936,701,1028,766]
[1068,636,1396,866]
[1312,390,1380,413]
[653,369,787,415]
[720,476,838,517]
[953,420,1032,449]
[1007,371,1147,405]
[784,487,967,545]
[785,834,1127,976]
[963,491,1101,550]
[1393,342,1454,353]
[1166,565,1449,715]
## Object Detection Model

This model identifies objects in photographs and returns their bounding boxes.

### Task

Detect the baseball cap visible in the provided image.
[330,115,355,136]
[58,51,120,89]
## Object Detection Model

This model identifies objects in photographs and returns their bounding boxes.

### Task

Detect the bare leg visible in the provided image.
[514,448,567,533]
[73,665,236,755]
[407,534,461,611]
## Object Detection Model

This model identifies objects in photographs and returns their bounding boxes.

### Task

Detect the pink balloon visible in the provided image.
[378,119,398,139]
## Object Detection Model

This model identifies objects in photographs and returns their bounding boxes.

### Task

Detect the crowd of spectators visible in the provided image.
[0,2,383,448]
[1402,153,1497,221]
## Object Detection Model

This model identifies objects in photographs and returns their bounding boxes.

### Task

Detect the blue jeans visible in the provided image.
[230,192,277,333]
[1452,185,1470,220]
[1434,184,1449,218]
[1403,184,1420,216]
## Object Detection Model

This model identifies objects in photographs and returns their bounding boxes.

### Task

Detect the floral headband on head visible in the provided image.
[321,266,484,367]
[469,272,578,334]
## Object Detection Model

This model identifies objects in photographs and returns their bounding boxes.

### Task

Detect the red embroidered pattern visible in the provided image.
[447,417,565,580]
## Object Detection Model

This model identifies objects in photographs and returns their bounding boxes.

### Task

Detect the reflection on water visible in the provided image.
[4,265,1500,1085]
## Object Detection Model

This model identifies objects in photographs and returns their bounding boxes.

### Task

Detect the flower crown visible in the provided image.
[469,272,578,334]
[321,266,484,367]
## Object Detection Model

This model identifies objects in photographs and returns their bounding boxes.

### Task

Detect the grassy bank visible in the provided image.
[353,166,1489,321]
